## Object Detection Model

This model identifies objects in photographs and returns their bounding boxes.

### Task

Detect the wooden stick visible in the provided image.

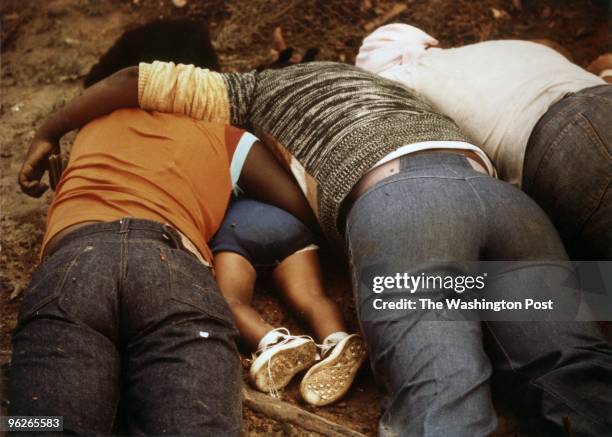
[364,3,408,32]
[243,386,367,437]
[272,27,287,52]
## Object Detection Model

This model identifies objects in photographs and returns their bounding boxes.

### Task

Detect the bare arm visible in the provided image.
[19,66,139,197]
[239,141,320,233]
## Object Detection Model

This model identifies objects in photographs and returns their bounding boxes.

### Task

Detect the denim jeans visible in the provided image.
[8,219,242,435]
[345,153,612,436]
[523,84,612,260]
[210,197,315,272]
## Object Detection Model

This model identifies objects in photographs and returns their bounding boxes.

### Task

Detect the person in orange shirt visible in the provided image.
[12,108,315,436]
[10,20,367,434]
[9,23,317,435]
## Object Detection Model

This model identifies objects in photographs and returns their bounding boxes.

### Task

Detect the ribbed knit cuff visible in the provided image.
[137,62,152,108]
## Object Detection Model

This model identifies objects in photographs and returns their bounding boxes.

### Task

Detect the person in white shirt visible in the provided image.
[356,23,611,260]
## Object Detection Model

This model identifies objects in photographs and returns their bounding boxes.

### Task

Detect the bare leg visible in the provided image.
[213,251,273,350]
[272,248,345,341]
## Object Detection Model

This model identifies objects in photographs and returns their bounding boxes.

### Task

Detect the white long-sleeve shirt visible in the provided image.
[359,38,604,186]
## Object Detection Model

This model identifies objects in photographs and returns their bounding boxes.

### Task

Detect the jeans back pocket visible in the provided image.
[19,243,92,324]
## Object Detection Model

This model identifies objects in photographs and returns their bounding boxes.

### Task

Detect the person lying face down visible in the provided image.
[356,23,611,260]
[11,19,366,434]
[10,21,319,435]
[210,196,367,406]
[18,60,612,436]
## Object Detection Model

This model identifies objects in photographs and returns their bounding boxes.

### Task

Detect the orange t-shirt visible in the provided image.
[42,108,248,263]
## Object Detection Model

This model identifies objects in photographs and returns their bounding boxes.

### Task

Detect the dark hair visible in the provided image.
[83,19,219,87]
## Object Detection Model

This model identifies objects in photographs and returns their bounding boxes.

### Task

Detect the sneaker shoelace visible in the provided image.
[253,328,316,398]
[317,338,339,359]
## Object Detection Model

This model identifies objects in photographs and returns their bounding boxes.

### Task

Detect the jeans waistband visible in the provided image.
[358,153,482,203]
[567,84,611,99]
[338,152,478,235]
[544,84,611,118]
[44,218,191,261]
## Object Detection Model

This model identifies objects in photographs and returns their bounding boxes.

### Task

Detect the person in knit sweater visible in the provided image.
[19,61,612,436]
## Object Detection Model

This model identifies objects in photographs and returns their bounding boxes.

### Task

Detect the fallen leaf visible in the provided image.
[491,8,509,19]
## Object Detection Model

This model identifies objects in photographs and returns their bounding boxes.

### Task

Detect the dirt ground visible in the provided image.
[0,0,609,435]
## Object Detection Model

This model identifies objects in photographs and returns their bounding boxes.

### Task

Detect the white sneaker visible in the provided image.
[250,328,318,395]
[300,334,367,406]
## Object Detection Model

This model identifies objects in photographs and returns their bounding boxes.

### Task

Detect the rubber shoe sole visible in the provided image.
[250,338,318,393]
[300,334,367,406]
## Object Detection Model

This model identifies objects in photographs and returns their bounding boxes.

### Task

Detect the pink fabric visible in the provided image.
[356,23,438,73]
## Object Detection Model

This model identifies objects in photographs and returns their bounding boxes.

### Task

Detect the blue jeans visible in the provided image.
[8,219,242,435]
[345,153,612,436]
[523,84,612,260]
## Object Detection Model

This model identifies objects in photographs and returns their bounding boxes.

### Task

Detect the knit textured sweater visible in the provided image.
[139,61,472,246]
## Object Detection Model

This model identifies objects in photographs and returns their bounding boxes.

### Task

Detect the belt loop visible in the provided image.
[162,223,180,248]
[119,217,130,234]
[399,154,413,171]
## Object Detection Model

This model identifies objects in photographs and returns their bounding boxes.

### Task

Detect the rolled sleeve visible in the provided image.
[230,132,259,192]
[138,61,230,124]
